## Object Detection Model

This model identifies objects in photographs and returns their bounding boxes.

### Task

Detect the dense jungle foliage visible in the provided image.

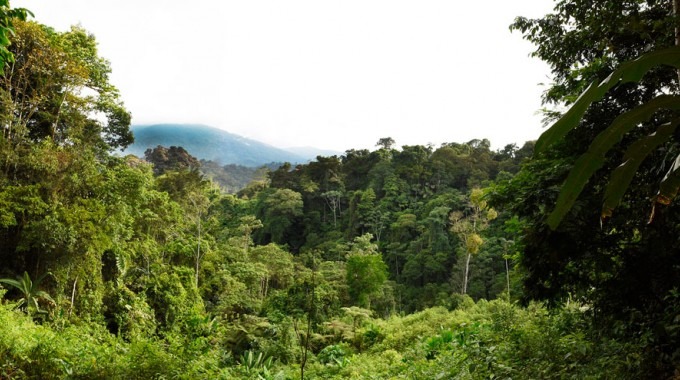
[2,0,680,378]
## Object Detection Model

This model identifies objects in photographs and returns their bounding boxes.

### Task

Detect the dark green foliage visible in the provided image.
[144,145,200,175]
[493,1,680,377]
[251,138,525,312]
[200,160,273,194]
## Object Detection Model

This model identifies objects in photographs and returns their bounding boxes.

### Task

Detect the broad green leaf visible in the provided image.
[657,154,680,205]
[0,277,22,290]
[602,120,680,217]
[535,81,603,153]
[546,95,680,229]
[536,46,680,154]
[34,290,54,304]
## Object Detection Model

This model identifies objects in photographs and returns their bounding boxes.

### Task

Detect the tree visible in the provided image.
[345,234,388,309]
[376,137,395,150]
[321,190,343,228]
[347,188,386,240]
[250,243,294,299]
[187,190,210,287]
[341,149,382,190]
[535,47,680,228]
[0,28,175,316]
[144,145,200,175]
[390,145,435,206]
[1,21,132,152]
[279,253,325,380]
[236,215,263,257]
[500,1,680,375]
[258,188,303,245]
[450,189,496,295]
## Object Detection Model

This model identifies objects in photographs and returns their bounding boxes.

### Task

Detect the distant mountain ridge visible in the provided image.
[124,124,310,167]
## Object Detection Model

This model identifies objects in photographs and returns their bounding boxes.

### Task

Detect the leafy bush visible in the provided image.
[317,344,350,366]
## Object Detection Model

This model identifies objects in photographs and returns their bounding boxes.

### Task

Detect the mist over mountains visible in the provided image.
[124,124,340,167]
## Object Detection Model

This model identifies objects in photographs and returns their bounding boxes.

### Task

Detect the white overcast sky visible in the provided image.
[14,0,554,152]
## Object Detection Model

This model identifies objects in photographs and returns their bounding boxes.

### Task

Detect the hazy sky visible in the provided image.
[14,0,554,152]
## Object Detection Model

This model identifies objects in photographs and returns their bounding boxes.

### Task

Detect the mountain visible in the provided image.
[124,124,307,167]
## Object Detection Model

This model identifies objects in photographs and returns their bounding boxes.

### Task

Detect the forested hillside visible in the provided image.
[2,1,680,379]
[140,145,276,193]
[240,137,533,311]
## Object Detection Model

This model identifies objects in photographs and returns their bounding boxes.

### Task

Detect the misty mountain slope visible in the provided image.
[124,124,307,167]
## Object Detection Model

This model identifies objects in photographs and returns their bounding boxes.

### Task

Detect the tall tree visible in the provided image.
[500,1,680,375]
[375,137,396,150]
[258,188,304,246]
[0,21,138,318]
[144,145,200,175]
[1,21,132,152]
[450,189,496,295]
[345,234,388,309]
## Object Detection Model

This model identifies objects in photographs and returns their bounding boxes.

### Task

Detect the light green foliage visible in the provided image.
[251,244,295,297]
[0,299,232,378]
[345,234,388,309]
[236,215,263,256]
[317,343,350,366]
[302,300,641,379]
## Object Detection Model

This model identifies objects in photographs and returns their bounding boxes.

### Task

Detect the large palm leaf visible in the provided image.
[535,46,680,229]
[0,271,54,313]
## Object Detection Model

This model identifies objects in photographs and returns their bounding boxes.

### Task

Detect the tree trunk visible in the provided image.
[69,276,78,317]
[195,213,201,287]
[462,252,471,294]
[675,0,680,84]
[505,259,511,300]
[332,204,337,228]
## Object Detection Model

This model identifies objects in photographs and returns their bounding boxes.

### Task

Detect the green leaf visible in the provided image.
[547,95,680,229]
[536,46,680,154]
[0,277,22,290]
[0,32,9,46]
[34,290,54,304]
[602,120,680,217]
[657,154,680,205]
[535,81,603,153]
